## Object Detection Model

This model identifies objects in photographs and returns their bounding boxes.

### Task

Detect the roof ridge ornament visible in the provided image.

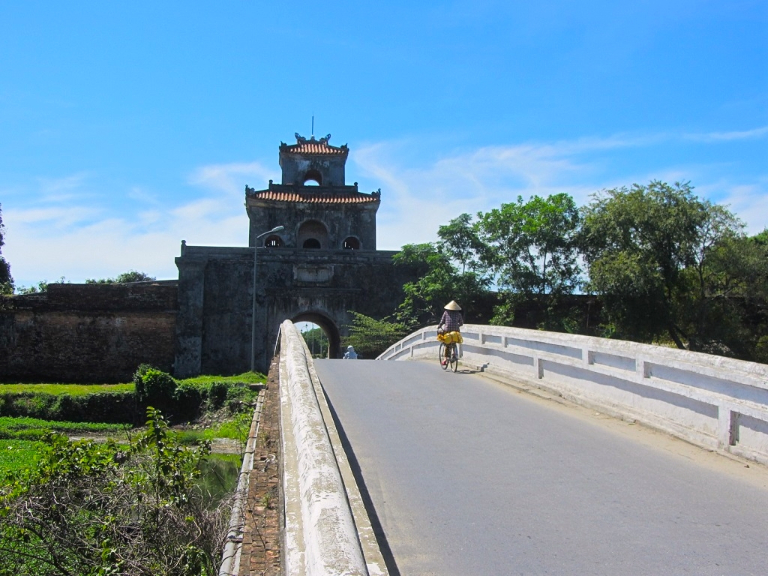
[294,132,332,145]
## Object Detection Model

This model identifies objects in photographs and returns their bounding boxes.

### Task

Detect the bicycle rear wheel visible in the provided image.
[438,343,448,370]
[449,346,459,372]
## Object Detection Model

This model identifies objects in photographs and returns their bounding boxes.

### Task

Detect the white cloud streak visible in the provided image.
[4,161,278,286]
[685,125,768,143]
[3,130,766,286]
[354,131,768,249]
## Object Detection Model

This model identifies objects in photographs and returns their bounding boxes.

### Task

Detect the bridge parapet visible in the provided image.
[379,325,768,466]
[278,320,387,576]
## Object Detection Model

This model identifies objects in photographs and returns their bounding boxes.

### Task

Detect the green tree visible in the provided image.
[437,213,488,274]
[15,277,68,295]
[694,230,768,358]
[0,205,13,294]
[393,243,490,326]
[301,327,329,358]
[478,193,581,326]
[86,270,156,284]
[343,312,412,359]
[579,180,750,351]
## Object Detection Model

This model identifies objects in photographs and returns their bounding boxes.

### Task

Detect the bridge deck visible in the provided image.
[316,359,768,576]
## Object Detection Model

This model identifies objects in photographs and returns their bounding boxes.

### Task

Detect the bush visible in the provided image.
[174,383,204,421]
[135,368,177,413]
[208,381,228,409]
[0,391,137,424]
[0,408,229,575]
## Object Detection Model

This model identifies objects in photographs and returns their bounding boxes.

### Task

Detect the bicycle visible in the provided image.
[437,331,461,373]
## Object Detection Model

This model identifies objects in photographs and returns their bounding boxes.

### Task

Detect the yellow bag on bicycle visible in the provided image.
[437,331,463,344]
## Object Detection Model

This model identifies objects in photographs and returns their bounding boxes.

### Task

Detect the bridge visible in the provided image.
[223,322,768,575]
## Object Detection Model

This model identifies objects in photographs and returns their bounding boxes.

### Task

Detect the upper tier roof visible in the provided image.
[279,133,348,156]
[247,187,380,205]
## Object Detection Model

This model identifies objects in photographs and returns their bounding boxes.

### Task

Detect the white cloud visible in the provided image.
[354,132,768,250]
[6,205,103,226]
[4,162,268,286]
[354,135,641,249]
[34,172,95,203]
[685,125,768,143]
[4,132,767,286]
[698,178,768,235]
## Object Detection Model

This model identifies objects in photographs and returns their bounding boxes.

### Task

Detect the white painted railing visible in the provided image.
[279,320,368,576]
[379,324,768,466]
[279,320,388,576]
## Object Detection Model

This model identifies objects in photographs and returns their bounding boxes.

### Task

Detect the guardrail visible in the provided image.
[219,390,265,576]
[379,324,768,466]
[279,320,386,576]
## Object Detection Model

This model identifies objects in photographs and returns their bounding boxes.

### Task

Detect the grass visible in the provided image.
[174,412,254,446]
[0,372,265,396]
[177,372,265,386]
[0,416,131,438]
[0,440,42,477]
[0,371,266,485]
[0,383,133,395]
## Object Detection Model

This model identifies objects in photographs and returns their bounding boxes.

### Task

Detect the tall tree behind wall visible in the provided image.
[0,204,13,294]
[477,193,582,328]
[579,180,768,358]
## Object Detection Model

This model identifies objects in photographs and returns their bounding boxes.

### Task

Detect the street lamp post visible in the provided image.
[251,225,285,372]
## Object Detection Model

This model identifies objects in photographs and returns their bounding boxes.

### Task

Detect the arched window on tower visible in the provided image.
[342,237,360,250]
[298,220,328,250]
[302,169,322,186]
[264,235,284,248]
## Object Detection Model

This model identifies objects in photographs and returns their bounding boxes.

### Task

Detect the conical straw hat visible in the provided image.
[444,300,461,311]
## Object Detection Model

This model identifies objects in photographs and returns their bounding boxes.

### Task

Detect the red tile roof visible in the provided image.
[280,135,348,156]
[253,190,379,204]
[283,141,347,155]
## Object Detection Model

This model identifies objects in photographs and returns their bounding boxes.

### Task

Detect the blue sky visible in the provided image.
[1,1,766,288]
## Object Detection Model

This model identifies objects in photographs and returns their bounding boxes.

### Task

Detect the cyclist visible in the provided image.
[437,300,464,365]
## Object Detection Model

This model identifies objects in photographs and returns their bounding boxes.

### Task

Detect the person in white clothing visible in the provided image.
[343,345,358,359]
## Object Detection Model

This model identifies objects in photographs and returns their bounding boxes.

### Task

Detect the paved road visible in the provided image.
[315,359,768,576]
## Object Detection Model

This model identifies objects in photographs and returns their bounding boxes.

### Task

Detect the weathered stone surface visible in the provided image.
[0,282,177,382]
[175,134,417,376]
[239,357,282,576]
[0,133,416,381]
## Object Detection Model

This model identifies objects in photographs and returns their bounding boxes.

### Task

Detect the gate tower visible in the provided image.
[174,134,413,376]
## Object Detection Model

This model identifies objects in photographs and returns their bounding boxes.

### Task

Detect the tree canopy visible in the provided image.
[0,204,13,294]
[85,270,156,284]
[392,182,768,363]
[578,180,767,355]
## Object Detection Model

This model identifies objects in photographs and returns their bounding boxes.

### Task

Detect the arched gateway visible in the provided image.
[174,134,415,376]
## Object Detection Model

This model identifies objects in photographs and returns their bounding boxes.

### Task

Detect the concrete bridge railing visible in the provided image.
[278,320,387,576]
[379,324,768,466]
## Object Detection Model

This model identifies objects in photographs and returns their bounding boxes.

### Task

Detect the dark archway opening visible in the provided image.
[264,235,284,248]
[302,169,322,186]
[342,236,360,250]
[292,313,341,359]
[298,220,328,250]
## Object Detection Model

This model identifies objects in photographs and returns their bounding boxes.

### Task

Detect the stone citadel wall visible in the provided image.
[0,282,178,383]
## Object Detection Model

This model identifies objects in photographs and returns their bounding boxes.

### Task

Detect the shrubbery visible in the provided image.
[0,408,228,575]
[0,367,264,425]
[135,366,177,413]
[0,390,136,423]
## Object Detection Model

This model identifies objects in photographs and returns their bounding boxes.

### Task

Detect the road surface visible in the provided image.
[315,359,768,576]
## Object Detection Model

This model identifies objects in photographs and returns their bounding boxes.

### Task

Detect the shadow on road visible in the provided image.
[322,388,402,576]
